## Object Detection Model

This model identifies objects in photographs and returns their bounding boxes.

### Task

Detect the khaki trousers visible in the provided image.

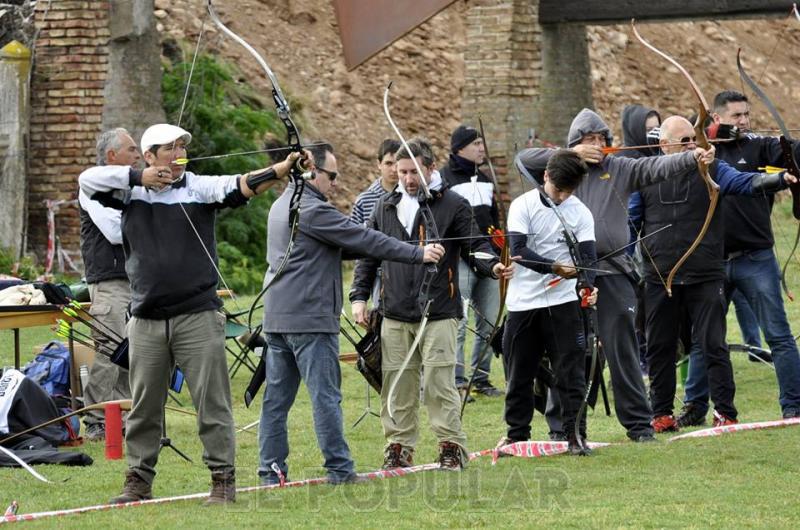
[126,310,235,484]
[85,279,131,426]
[380,317,467,457]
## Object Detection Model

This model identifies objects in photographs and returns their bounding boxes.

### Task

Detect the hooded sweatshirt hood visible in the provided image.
[621,104,661,157]
[567,108,613,148]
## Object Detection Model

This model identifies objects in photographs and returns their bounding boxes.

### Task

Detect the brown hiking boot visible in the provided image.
[109,469,152,504]
[204,469,236,506]
[382,443,414,470]
[437,441,464,471]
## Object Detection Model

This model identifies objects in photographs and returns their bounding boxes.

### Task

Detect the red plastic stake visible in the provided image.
[104,403,123,460]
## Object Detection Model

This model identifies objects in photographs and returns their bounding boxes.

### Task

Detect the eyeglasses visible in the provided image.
[679,136,697,144]
[316,167,338,181]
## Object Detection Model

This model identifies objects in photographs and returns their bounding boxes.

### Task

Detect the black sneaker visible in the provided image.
[567,436,592,456]
[747,349,773,363]
[437,441,464,471]
[631,433,657,443]
[782,407,800,419]
[676,402,707,428]
[473,382,503,397]
[549,431,567,442]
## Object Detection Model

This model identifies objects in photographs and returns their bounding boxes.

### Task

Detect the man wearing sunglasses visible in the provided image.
[634,115,799,432]
[677,90,800,427]
[259,142,445,486]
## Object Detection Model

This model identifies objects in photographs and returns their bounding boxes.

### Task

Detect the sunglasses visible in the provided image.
[679,136,697,144]
[316,167,338,181]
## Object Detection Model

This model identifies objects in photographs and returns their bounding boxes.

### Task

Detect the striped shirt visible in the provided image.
[350,178,389,226]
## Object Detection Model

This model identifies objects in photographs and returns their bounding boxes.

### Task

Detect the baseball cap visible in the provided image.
[140,124,192,153]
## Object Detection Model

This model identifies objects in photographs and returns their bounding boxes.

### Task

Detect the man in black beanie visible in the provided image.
[440,125,503,399]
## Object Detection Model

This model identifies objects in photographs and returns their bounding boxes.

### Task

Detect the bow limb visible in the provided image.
[737,49,800,218]
[382,83,439,422]
[206,1,306,329]
[632,20,720,296]
[479,117,510,303]
[459,118,509,416]
[206,1,303,168]
[737,48,800,300]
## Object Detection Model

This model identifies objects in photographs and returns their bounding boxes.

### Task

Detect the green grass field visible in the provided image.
[2,200,800,528]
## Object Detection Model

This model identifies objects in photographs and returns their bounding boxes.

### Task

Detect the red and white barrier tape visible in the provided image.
[667,417,800,442]
[0,448,493,524]
[4,417,798,525]
[491,440,612,464]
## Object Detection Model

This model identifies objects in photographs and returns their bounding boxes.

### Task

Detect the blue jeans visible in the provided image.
[684,249,800,413]
[258,332,355,484]
[455,260,500,386]
[731,288,762,347]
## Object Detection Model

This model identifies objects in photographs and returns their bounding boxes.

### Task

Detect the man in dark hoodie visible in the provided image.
[619,105,662,375]
[439,125,503,398]
[621,104,662,158]
[678,90,800,425]
[524,107,714,442]
[637,115,797,432]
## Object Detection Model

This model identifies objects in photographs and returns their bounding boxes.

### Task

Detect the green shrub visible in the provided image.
[0,246,43,280]
[162,50,284,294]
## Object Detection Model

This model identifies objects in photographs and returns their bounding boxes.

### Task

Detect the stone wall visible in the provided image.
[26,0,162,264]
[463,0,543,198]
[28,0,111,263]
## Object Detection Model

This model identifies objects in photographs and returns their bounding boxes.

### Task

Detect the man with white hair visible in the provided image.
[78,128,139,441]
[636,115,798,432]
[80,123,302,505]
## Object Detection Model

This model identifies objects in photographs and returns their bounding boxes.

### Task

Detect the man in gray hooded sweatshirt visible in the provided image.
[519,108,715,442]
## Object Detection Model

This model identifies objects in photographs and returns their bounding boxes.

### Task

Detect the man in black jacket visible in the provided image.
[439,125,503,398]
[78,128,138,441]
[350,139,512,471]
[679,90,800,425]
[638,115,797,432]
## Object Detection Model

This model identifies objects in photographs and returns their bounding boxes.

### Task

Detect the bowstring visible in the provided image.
[607,180,669,291]
[174,10,244,316]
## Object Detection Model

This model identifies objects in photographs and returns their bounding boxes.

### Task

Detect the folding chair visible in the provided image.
[223,309,262,378]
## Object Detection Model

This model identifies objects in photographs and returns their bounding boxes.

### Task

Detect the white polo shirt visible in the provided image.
[506,189,595,311]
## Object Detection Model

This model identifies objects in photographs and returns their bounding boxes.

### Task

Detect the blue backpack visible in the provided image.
[22,341,71,396]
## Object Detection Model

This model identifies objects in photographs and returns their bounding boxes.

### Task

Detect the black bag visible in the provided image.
[355,311,383,392]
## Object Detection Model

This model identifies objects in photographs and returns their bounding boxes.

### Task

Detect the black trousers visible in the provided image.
[644,279,737,419]
[546,275,654,438]
[502,301,586,441]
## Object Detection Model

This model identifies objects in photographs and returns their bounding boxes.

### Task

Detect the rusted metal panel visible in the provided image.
[332,0,456,70]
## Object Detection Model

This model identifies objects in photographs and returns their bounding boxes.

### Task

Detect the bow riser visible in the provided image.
[632,20,719,297]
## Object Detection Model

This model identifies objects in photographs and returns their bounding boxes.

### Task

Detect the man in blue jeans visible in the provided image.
[679,91,800,426]
[259,142,444,485]
[439,125,503,398]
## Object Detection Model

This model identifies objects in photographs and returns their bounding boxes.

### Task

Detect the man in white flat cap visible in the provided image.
[79,123,303,505]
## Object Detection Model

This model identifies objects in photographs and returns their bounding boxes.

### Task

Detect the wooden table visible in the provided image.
[0,304,87,408]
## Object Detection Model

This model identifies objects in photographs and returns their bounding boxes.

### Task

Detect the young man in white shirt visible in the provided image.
[501,149,598,455]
